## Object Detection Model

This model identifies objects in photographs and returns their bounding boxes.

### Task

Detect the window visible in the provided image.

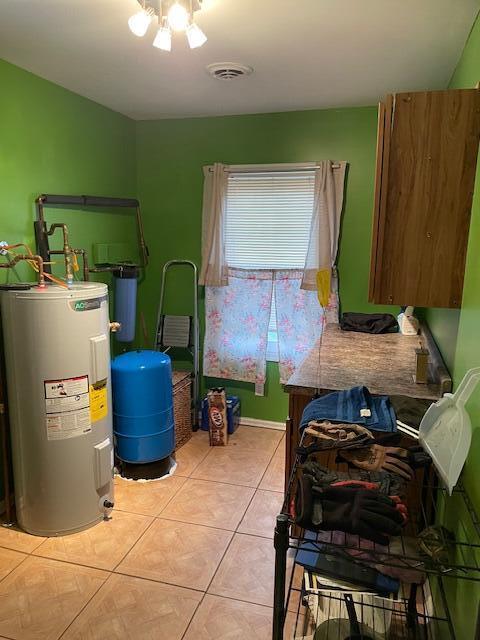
[225,168,315,360]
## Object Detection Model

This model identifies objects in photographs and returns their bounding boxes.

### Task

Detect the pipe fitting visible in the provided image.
[0,254,45,288]
[48,223,74,286]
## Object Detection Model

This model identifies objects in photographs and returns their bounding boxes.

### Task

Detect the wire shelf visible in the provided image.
[287,574,454,639]
[273,429,480,639]
[283,431,480,582]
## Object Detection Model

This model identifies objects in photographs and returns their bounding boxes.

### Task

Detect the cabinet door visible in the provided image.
[369,89,480,308]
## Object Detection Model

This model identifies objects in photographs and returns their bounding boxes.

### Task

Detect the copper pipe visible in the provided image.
[49,248,90,281]
[47,224,73,285]
[74,249,90,281]
[0,255,45,288]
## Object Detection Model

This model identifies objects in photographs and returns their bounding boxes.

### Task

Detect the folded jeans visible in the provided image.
[300,386,397,433]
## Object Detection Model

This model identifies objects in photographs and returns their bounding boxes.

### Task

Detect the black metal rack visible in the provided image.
[272,430,480,639]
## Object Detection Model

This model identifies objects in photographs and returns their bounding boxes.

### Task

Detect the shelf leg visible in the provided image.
[273,514,289,640]
[406,583,418,630]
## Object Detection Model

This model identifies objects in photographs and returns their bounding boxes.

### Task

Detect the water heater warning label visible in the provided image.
[90,383,107,423]
[44,375,92,440]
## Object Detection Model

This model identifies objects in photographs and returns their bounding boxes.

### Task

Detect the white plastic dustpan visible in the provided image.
[419,367,480,495]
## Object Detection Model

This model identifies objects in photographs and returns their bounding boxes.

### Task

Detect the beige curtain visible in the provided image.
[199,163,229,286]
[301,160,347,303]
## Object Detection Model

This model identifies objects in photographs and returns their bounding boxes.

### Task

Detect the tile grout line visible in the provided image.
[173,474,267,490]
[153,514,244,534]
[234,482,262,534]
[178,442,212,478]
[273,436,285,456]
[112,569,209,594]
[180,591,207,640]
[190,472,273,630]
[188,441,278,489]
[28,511,156,572]
[228,436,281,535]
[26,551,113,572]
[111,515,159,573]
[207,529,285,609]
[57,571,114,640]
[256,441,281,489]
[0,549,30,586]
[174,440,219,640]
[176,442,269,640]
[154,476,190,517]
[198,590,277,611]
[181,591,278,640]
[179,524,239,640]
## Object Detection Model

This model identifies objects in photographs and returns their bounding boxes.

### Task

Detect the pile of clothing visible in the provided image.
[292,386,432,593]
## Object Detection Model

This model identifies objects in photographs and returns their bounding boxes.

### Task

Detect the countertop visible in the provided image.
[284,323,451,400]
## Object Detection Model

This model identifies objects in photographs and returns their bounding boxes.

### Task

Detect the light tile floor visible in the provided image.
[0,427,298,640]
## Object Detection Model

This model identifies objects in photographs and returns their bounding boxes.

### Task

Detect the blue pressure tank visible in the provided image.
[111,350,175,463]
[114,265,138,343]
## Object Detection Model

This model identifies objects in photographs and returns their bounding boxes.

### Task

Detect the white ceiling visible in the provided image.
[0,0,478,120]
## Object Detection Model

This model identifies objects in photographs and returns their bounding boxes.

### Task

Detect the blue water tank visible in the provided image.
[111,350,175,463]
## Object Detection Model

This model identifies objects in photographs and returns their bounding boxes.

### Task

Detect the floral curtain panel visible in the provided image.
[274,271,324,383]
[203,269,273,384]
[204,269,325,386]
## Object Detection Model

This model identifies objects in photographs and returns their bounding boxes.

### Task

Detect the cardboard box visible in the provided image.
[207,387,228,446]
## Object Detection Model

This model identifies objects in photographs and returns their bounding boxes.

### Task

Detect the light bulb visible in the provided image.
[153,25,172,51]
[186,22,207,48]
[128,9,152,37]
[167,2,189,31]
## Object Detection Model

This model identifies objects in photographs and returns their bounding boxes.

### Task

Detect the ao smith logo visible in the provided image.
[70,298,104,312]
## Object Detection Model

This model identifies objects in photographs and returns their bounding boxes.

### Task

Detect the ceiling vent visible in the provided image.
[206,63,253,81]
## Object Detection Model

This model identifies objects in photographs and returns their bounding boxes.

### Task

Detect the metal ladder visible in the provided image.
[154,260,200,427]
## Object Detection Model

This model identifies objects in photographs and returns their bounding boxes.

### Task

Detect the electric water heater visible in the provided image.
[0,282,114,536]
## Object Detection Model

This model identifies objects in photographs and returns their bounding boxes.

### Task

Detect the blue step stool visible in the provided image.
[201,395,241,434]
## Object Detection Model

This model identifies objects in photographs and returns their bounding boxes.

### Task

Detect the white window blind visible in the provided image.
[224,169,315,361]
[225,171,315,269]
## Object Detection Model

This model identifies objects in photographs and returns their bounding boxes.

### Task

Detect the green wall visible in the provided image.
[423,12,480,501]
[448,16,480,638]
[423,13,480,639]
[446,12,480,499]
[423,13,480,380]
[135,106,389,422]
[0,58,137,286]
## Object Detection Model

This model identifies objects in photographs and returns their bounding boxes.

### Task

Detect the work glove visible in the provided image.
[338,444,430,480]
[299,460,406,499]
[296,421,374,461]
[305,420,375,448]
[328,480,408,525]
[337,445,414,480]
[295,476,404,545]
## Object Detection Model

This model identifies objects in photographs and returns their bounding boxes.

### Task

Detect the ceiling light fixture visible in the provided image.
[153,22,172,51]
[128,0,207,52]
[186,22,207,48]
[128,3,154,37]
[167,2,190,31]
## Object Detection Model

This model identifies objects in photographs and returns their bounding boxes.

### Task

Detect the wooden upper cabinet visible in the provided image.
[369,89,480,308]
